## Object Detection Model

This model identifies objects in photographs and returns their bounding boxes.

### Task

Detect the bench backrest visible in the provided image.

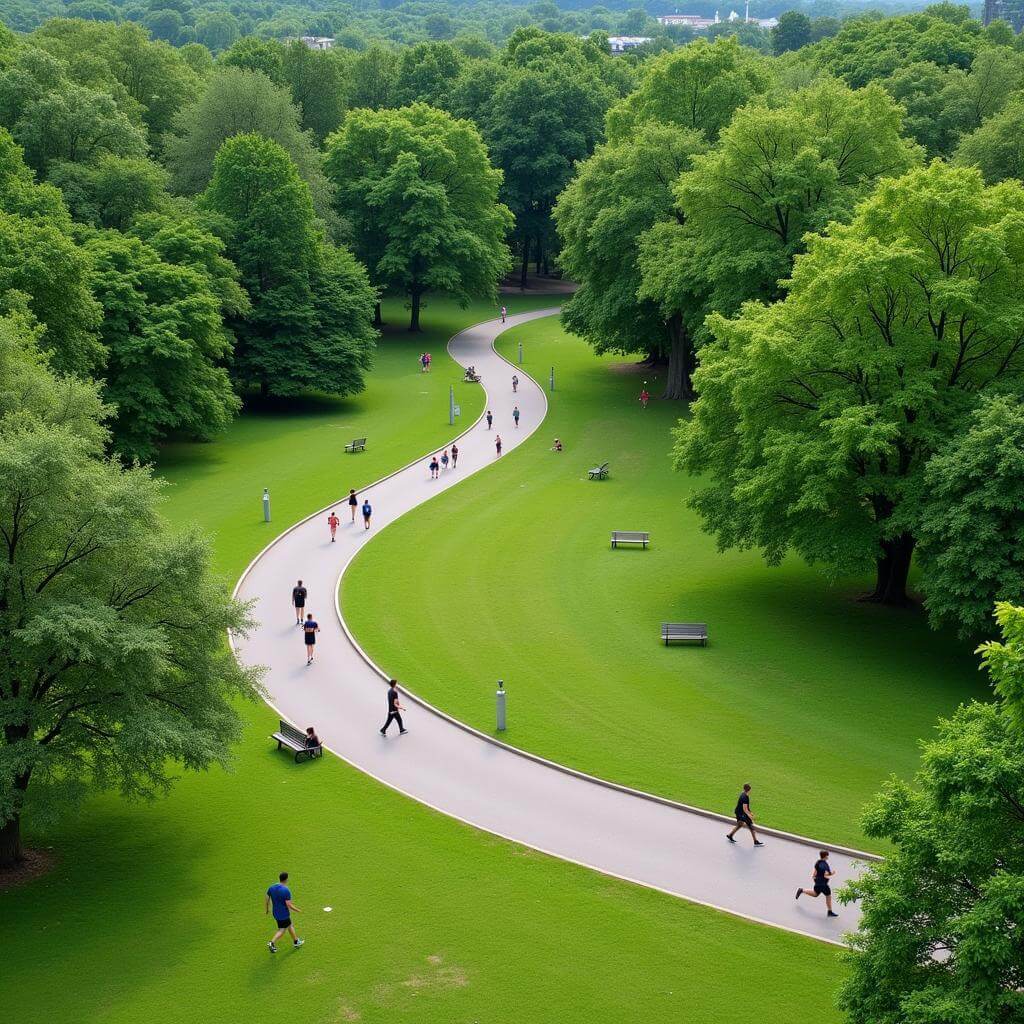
[599,462,609,471]
[613,531,649,540]
[662,622,707,634]
[350,437,366,445]
[279,721,306,745]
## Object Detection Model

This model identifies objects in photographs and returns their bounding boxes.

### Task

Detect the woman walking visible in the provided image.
[348,488,358,522]
[495,434,502,457]
[451,443,459,468]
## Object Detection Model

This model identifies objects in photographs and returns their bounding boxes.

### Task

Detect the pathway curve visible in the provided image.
[233,309,872,946]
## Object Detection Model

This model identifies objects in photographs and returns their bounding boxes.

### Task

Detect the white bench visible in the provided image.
[612,531,649,549]
[661,623,708,647]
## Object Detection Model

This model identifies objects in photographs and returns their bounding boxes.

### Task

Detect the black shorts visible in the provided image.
[813,883,831,897]
[294,600,305,609]
[275,917,291,928]
[305,633,316,646]
[736,813,753,827]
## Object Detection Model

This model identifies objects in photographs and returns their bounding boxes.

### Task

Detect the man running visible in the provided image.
[327,511,340,542]
[348,488,358,522]
[380,678,407,736]
[266,871,303,953]
[726,783,764,846]
[796,851,839,917]
[451,443,459,468]
[303,613,319,665]
[362,498,372,530]
[512,374,518,393]
[501,304,507,323]
[495,434,502,457]
[640,388,650,410]
[291,580,307,625]
[486,410,493,430]
[512,405,520,429]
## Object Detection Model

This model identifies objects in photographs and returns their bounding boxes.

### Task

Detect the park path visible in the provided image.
[232,308,871,947]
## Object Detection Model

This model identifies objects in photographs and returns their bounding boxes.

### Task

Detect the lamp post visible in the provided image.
[449,383,455,426]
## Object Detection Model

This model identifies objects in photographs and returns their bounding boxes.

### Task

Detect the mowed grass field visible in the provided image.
[345,316,989,852]
[0,299,846,1024]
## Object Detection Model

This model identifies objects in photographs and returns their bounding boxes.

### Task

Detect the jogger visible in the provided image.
[726,783,764,846]
[380,679,407,735]
[796,851,839,917]
[327,511,339,542]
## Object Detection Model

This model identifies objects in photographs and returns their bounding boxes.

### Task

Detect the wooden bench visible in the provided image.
[588,462,609,480]
[612,530,649,549]
[344,437,367,453]
[271,720,322,762]
[661,622,708,646]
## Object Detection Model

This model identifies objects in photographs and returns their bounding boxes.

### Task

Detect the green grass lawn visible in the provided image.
[1,298,846,1024]
[345,316,988,852]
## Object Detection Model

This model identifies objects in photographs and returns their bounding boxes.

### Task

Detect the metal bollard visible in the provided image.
[262,488,271,523]
[496,680,506,731]
[549,366,555,392]
[449,383,455,426]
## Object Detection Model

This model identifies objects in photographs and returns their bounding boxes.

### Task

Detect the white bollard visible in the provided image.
[496,680,506,731]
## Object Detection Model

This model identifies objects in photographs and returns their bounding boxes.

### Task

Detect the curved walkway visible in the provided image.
[232,309,870,946]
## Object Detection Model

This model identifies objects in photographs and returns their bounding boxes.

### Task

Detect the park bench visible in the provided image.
[661,622,708,647]
[271,720,322,763]
[588,462,609,480]
[612,530,649,549]
[345,437,367,453]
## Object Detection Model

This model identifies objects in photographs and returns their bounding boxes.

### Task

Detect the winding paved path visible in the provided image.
[233,309,872,946]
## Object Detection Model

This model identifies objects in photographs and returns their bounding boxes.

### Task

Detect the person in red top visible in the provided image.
[640,389,650,410]
[327,511,340,542]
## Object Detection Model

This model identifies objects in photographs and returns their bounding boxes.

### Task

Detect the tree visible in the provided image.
[348,44,396,110]
[325,104,511,331]
[84,228,242,460]
[392,41,464,107]
[772,12,812,55]
[605,37,769,144]
[916,397,1024,637]
[202,133,376,395]
[0,314,259,867]
[218,36,283,82]
[839,600,1024,1024]
[555,123,707,398]
[164,67,336,231]
[674,162,1024,606]
[48,154,168,230]
[196,11,239,54]
[881,62,960,158]
[142,9,184,45]
[281,40,348,142]
[956,93,1024,183]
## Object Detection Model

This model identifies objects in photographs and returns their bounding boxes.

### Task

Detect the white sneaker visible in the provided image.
[293,938,304,948]
[268,943,277,953]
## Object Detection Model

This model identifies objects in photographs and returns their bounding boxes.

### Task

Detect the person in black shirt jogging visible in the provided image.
[291,580,307,625]
[380,679,408,736]
[726,783,764,846]
[796,851,839,917]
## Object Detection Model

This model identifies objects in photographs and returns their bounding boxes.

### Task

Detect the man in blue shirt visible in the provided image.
[265,871,304,953]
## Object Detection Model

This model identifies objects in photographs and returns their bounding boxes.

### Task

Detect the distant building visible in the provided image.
[658,4,776,30]
[298,36,335,50]
[984,0,1024,29]
[607,35,654,52]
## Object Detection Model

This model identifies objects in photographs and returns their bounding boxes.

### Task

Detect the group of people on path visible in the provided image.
[428,445,458,478]
[727,783,839,918]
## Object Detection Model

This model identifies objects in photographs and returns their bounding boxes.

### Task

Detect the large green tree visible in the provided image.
[955,93,1024,184]
[839,600,1024,1023]
[202,132,376,394]
[325,104,511,331]
[554,123,706,398]
[0,313,259,867]
[675,162,1024,606]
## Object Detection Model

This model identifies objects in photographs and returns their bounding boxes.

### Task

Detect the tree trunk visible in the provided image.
[863,533,915,605]
[535,237,543,276]
[373,301,383,327]
[519,236,530,290]
[662,313,695,400]
[260,379,269,399]
[0,813,23,868]
[409,289,422,332]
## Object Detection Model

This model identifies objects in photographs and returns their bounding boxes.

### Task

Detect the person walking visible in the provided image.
[796,851,839,917]
[327,511,340,542]
[380,678,408,736]
[640,388,650,410]
[348,488,358,522]
[512,405,520,429]
[726,783,764,846]
[291,580,307,625]
[429,455,439,479]
[420,352,428,373]
[501,304,507,323]
[303,612,319,665]
[425,352,432,372]
[266,871,303,953]
[451,443,459,468]
[486,410,493,430]
[362,498,372,530]
[512,374,518,393]
[495,434,502,457]
[440,449,449,471]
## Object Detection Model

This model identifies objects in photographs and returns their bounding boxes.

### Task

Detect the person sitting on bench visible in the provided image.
[304,727,321,751]
[552,438,563,452]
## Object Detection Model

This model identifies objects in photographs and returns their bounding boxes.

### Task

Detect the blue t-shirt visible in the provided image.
[362,502,371,516]
[267,883,291,920]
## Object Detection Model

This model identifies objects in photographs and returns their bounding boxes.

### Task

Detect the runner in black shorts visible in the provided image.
[796,851,839,917]
[291,579,307,625]
[726,783,764,846]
